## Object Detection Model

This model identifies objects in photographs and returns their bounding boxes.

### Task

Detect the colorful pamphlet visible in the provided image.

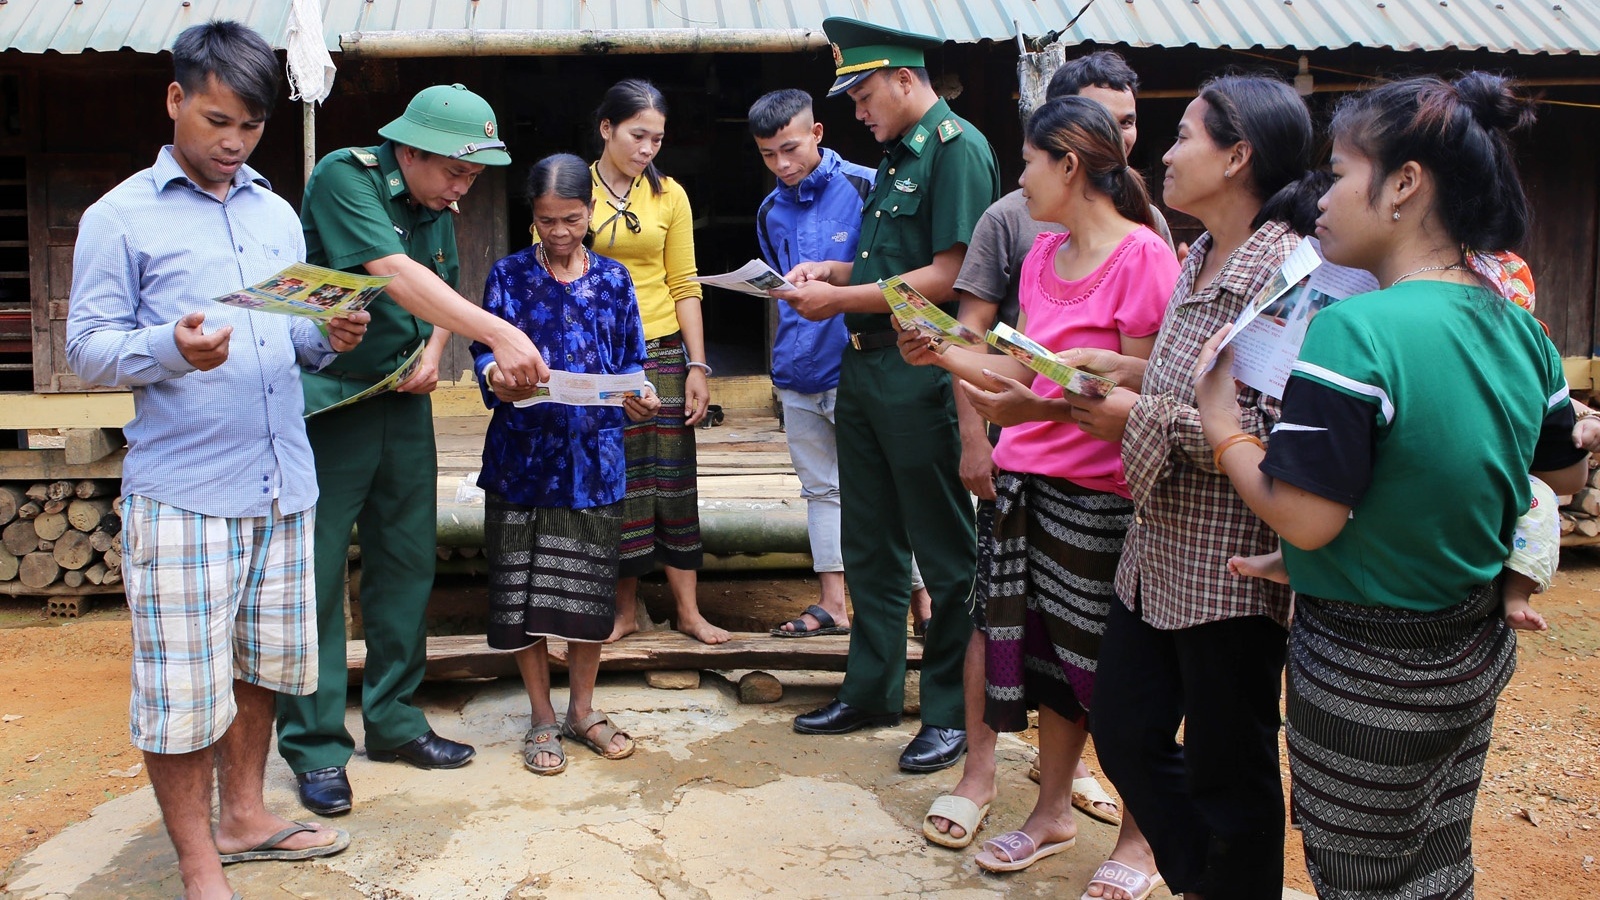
[985,322,1118,398]
[213,262,392,321]
[690,259,797,297]
[512,370,652,408]
[878,276,985,347]
[303,341,426,418]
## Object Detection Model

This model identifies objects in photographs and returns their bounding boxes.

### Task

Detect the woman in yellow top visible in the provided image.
[589,79,725,644]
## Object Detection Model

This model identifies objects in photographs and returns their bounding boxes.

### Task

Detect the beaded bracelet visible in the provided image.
[1212,432,1265,470]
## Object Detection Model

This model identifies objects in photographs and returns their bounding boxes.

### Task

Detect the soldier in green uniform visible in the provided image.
[278,84,550,817]
[775,18,1000,773]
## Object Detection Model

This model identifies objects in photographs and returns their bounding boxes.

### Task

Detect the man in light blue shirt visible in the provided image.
[751,89,933,639]
[65,21,365,899]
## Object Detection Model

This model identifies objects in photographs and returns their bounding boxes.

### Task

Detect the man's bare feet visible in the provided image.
[1227,550,1289,584]
[678,613,731,645]
[213,812,341,857]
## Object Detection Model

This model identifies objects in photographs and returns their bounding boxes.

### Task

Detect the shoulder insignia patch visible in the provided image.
[349,148,380,167]
[937,119,963,143]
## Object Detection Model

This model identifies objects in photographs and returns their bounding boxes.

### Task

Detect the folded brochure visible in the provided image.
[303,341,426,419]
[213,262,392,322]
[689,259,797,297]
[512,369,651,408]
[878,276,984,347]
[985,322,1117,399]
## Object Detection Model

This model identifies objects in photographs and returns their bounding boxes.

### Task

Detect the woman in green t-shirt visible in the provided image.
[1193,73,1590,898]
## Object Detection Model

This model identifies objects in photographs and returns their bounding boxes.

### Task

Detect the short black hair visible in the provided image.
[171,20,281,119]
[749,89,814,139]
[1046,51,1140,102]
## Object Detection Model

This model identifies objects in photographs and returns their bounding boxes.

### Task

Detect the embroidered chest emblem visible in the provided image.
[832,231,849,243]
[894,178,919,193]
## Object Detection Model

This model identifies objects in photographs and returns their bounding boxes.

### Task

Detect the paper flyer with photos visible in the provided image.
[985,322,1118,399]
[213,262,392,322]
[878,276,985,347]
[690,260,797,297]
[512,370,652,408]
[304,341,426,419]
[1224,239,1380,399]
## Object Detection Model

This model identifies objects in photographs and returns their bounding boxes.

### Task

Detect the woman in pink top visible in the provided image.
[902,96,1177,892]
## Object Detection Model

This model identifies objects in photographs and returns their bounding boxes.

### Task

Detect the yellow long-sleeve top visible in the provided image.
[588,164,701,340]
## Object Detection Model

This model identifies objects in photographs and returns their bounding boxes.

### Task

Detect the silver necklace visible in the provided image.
[1392,262,1466,285]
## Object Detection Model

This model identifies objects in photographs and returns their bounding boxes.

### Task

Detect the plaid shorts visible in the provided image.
[122,495,317,754]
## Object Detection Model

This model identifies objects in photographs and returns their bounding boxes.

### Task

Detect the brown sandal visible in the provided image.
[522,723,566,775]
[563,709,636,760]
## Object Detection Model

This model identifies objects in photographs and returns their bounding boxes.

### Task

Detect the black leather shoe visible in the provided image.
[368,730,476,770]
[793,699,902,735]
[898,726,967,773]
[295,766,352,816]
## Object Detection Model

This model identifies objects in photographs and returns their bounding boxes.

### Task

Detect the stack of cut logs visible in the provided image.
[1558,461,1600,540]
[0,480,123,590]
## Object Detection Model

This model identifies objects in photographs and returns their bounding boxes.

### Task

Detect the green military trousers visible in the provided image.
[835,345,976,728]
[276,391,438,773]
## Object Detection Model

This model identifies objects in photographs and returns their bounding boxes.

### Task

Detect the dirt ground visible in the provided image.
[2,558,1598,897]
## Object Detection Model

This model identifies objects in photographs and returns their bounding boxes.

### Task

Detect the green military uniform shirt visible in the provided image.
[300,141,458,411]
[845,98,1000,334]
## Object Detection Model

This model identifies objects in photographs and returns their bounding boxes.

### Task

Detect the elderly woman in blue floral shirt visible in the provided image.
[471,153,657,775]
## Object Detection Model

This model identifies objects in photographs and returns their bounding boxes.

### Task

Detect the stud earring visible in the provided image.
[1223,169,1232,179]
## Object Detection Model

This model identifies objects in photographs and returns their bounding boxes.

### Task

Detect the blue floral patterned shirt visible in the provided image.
[472,247,647,509]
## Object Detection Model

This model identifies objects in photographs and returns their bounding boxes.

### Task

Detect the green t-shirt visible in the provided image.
[845,98,1000,335]
[1272,281,1571,611]
[300,142,457,407]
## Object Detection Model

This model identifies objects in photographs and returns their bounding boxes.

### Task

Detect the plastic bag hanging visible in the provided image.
[285,0,336,105]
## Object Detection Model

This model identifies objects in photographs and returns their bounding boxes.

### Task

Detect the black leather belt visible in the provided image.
[848,329,898,351]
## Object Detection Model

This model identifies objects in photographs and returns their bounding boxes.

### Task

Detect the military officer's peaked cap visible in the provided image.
[822,17,944,98]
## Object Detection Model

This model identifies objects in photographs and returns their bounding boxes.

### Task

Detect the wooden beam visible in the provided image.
[346,631,922,684]
[1564,356,1599,394]
[0,391,132,430]
[61,428,122,465]
[0,447,125,480]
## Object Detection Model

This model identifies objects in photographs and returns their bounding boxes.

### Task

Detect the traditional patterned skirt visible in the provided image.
[619,332,703,578]
[1288,584,1514,899]
[485,495,622,648]
[982,471,1132,733]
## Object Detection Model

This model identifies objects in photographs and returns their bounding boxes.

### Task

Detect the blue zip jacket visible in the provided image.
[756,148,875,394]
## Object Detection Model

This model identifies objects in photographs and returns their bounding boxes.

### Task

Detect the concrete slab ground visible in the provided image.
[3,673,1315,900]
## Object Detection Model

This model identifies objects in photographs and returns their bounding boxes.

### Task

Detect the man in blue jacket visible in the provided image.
[750,88,932,639]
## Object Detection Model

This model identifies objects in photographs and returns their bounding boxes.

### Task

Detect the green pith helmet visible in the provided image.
[378,83,511,166]
[822,17,944,98]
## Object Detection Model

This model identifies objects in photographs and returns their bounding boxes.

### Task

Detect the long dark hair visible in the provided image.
[1330,72,1536,251]
[1025,96,1154,230]
[526,153,595,249]
[595,79,668,196]
[1196,74,1328,234]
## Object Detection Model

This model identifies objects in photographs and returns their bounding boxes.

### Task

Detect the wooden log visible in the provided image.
[74,480,111,499]
[2,520,37,556]
[66,498,113,533]
[51,530,93,570]
[62,569,84,588]
[33,511,68,542]
[18,552,60,588]
[0,545,16,581]
[36,539,51,552]
[24,483,47,503]
[111,533,123,554]
[41,499,66,515]
[83,561,107,585]
[62,429,122,466]
[1561,514,1578,535]
[1577,517,1600,538]
[89,528,114,553]
[101,512,121,534]
[102,568,122,586]
[45,480,73,502]
[0,485,20,526]
[17,501,40,520]
[1576,488,1600,518]
[102,548,121,571]
[1590,465,1600,490]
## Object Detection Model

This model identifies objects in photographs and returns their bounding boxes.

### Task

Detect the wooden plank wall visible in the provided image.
[1521,104,1599,359]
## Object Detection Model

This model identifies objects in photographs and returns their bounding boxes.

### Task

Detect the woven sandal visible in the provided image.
[522,723,566,775]
[564,709,636,760]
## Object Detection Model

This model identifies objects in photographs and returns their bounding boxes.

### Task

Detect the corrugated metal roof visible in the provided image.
[0,0,1595,56]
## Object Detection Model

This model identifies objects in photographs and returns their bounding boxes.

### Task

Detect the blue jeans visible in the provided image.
[778,386,924,590]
